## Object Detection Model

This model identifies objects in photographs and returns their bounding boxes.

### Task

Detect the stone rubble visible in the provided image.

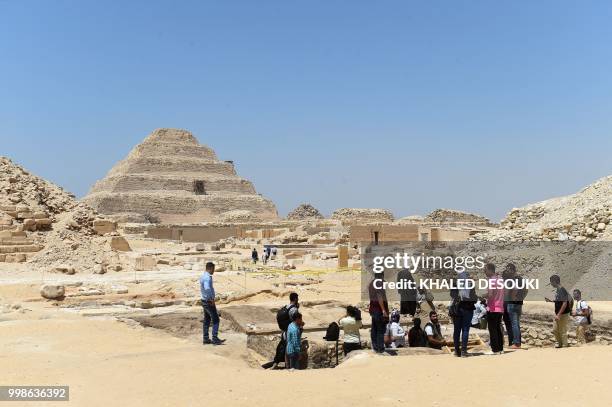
[473,176,612,242]
[286,204,324,220]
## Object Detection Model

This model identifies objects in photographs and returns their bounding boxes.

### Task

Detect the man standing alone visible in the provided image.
[368,272,389,353]
[545,275,571,348]
[200,262,225,345]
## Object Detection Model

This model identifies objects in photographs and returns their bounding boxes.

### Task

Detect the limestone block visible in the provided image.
[93,219,117,235]
[23,218,37,231]
[337,245,349,269]
[35,218,53,229]
[109,236,131,252]
[40,284,65,300]
[134,255,157,271]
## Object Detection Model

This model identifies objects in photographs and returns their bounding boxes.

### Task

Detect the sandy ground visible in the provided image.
[2,306,611,407]
[2,242,611,407]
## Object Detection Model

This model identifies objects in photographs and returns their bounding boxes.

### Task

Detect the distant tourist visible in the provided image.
[265,246,272,260]
[338,305,363,355]
[384,310,406,348]
[450,271,477,357]
[484,263,504,354]
[503,263,526,349]
[251,248,259,264]
[571,289,591,344]
[262,251,268,265]
[200,262,224,345]
[368,272,389,353]
[397,268,417,317]
[408,317,428,347]
[271,247,277,260]
[424,311,447,350]
[545,275,571,348]
[286,312,304,370]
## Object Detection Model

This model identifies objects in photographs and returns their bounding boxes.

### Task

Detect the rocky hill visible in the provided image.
[473,175,611,241]
[0,157,117,271]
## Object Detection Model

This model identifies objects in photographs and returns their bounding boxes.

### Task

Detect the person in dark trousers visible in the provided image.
[484,263,504,354]
[368,272,389,353]
[251,248,259,264]
[408,318,428,347]
[397,268,417,316]
[424,311,447,350]
[286,312,304,370]
[545,275,571,348]
[504,263,525,349]
[271,293,299,368]
[339,305,362,356]
[200,262,225,345]
[451,272,476,357]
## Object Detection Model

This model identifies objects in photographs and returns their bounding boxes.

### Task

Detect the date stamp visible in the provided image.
[0,386,69,401]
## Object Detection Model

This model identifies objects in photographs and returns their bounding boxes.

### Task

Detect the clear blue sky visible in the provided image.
[1,1,611,221]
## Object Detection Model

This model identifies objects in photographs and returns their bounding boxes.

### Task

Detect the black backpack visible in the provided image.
[323,322,340,342]
[354,307,362,321]
[276,304,296,331]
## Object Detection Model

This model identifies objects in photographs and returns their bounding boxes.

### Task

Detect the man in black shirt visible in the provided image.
[545,275,571,348]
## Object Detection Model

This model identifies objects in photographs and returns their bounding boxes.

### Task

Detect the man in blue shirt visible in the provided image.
[286,312,303,370]
[200,262,225,345]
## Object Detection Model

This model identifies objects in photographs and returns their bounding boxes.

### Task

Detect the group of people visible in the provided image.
[198,261,594,368]
[368,264,594,358]
[252,246,277,264]
[451,263,592,357]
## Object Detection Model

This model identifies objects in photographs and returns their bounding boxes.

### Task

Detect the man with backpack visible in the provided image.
[424,311,447,350]
[571,289,592,344]
[450,271,477,357]
[545,275,571,348]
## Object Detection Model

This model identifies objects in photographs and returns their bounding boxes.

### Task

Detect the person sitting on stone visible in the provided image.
[384,309,406,348]
[570,289,591,344]
[408,317,428,347]
[338,305,363,355]
[424,311,447,350]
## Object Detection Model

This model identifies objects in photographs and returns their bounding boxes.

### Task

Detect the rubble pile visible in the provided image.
[217,210,260,223]
[331,208,394,224]
[424,209,493,226]
[474,176,612,242]
[286,204,324,220]
[0,156,119,270]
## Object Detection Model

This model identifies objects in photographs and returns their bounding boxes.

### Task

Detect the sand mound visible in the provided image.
[286,204,324,220]
[474,175,612,241]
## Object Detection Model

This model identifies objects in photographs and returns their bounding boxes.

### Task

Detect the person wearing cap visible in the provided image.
[545,275,571,348]
[368,272,389,353]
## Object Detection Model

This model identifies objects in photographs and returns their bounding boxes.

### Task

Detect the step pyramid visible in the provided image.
[84,128,278,223]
